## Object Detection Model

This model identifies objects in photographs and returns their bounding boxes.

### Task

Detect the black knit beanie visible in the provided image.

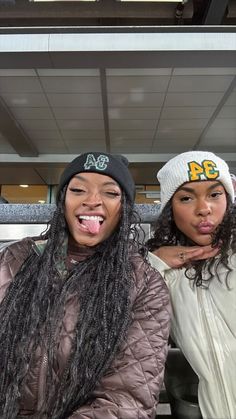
[57,152,135,203]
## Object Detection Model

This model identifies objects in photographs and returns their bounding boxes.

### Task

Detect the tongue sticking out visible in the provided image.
[82,219,102,234]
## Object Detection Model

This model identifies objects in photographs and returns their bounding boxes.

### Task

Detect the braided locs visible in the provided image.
[0,187,141,418]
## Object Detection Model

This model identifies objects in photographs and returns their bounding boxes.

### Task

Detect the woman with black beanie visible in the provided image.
[0,151,170,419]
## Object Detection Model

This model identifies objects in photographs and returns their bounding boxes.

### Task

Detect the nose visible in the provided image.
[83,191,102,208]
[195,199,211,217]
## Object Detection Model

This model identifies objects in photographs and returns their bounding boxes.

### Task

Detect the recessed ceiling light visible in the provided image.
[19,184,29,188]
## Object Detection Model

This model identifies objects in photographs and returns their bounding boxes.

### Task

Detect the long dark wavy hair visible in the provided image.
[0,186,142,419]
[147,195,236,287]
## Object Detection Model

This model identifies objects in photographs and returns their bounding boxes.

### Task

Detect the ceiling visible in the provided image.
[0,0,236,187]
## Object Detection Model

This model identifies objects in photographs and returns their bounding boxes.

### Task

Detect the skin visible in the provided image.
[172,180,227,246]
[153,180,227,268]
[65,172,122,247]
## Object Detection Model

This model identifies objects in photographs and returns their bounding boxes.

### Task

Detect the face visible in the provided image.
[172,181,227,246]
[64,172,122,247]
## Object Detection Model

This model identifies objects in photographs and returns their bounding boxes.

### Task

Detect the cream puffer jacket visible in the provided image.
[0,238,171,419]
[148,251,236,419]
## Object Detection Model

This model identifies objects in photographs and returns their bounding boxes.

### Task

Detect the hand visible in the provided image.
[152,245,219,268]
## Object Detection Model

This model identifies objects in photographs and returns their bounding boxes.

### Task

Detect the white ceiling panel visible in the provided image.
[37,143,68,154]
[109,119,157,130]
[67,143,106,153]
[218,106,236,118]
[204,126,236,138]
[2,93,49,107]
[152,137,198,147]
[30,138,67,153]
[155,129,201,140]
[57,119,104,130]
[0,134,16,153]
[209,119,236,130]
[0,69,37,77]
[200,136,236,146]
[40,76,101,93]
[173,68,236,76]
[201,145,236,155]
[19,119,58,130]
[10,107,53,120]
[108,107,161,119]
[61,130,105,140]
[0,77,43,93]
[224,91,236,106]
[28,130,62,140]
[199,136,236,153]
[161,106,215,119]
[168,75,234,92]
[107,69,172,76]
[152,145,187,154]
[200,137,227,145]
[152,139,197,153]
[165,92,225,107]
[107,76,170,93]
[158,119,208,130]
[52,107,103,119]
[32,138,65,145]
[108,93,165,107]
[111,144,152,153]
[37,69,99,76]
[47,93,102,107]
[112,138,152,147]
[65,139,106,147]
[110,130,154,140]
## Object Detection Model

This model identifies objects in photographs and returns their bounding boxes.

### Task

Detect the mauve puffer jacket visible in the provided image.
[0,238,171,419]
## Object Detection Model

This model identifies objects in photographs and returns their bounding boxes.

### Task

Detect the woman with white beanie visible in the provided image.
[147,150,236,419]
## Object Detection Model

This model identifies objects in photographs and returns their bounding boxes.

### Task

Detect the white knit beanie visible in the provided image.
[157,151,235,212]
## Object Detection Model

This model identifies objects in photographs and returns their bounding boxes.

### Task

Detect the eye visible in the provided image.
[179,195,192,202]
[69,187,85,194]
[211,191,223,198]
[105,191,121,198]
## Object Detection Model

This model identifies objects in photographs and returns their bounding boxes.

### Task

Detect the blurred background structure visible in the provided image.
[0,0,235,205]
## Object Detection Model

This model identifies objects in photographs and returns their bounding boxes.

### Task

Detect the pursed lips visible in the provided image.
[195,221,215,234]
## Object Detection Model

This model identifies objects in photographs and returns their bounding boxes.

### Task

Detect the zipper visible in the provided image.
[37,350,48,412]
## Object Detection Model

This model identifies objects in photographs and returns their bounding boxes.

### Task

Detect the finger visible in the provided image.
[191,248,219,261]
[185,249,204,256]
[182,248,204,260]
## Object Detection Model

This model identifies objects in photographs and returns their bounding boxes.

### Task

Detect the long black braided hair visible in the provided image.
[147,195,236,287]
[0,186,142,418]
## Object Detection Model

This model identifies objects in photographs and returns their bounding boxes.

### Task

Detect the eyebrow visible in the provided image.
[177,181,223,193]
[73,174,120,188]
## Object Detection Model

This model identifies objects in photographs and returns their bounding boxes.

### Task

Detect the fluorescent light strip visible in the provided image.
[119,0,181,2]
[31,0,97,2]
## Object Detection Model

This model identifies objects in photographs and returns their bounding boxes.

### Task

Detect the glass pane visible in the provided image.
[1,185,48,204]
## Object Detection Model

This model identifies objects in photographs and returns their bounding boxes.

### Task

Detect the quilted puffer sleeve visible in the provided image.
[69,255,171,419]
